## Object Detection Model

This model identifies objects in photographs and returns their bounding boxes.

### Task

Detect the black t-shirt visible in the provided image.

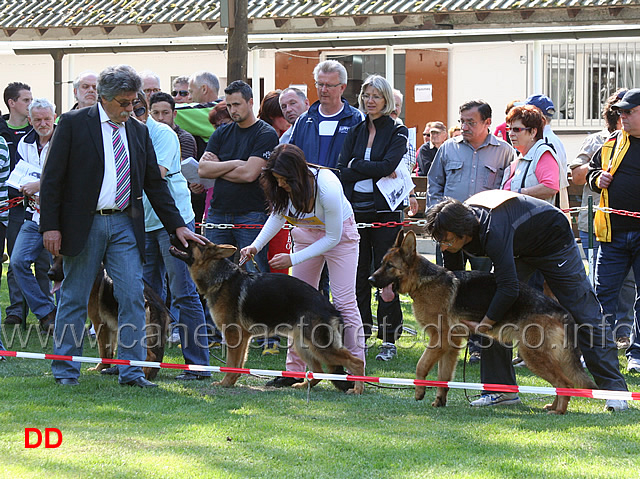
[205,120,279,214]
[608,135,640,232]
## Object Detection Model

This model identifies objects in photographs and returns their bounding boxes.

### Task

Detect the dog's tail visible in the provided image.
[329,366,356,392]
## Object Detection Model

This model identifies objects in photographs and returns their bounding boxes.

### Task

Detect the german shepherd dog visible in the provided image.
[169,238,365,394]
[369,230,597,414]
[48,257,171,380]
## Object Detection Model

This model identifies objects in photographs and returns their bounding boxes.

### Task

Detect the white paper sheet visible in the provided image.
[180,156,216,189]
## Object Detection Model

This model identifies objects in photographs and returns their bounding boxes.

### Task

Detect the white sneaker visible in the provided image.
[604,399,629,412]
[470,393,521,407]
[168,329,180,344]
[375,342,397,361]
[627,358,640,374]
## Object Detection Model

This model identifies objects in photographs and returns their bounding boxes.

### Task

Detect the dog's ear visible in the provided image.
[400,230,417,258]
[215,244,237,259]
[394,229,405,248]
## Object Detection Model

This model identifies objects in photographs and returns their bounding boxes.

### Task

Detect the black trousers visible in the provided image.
[355,211,403,343]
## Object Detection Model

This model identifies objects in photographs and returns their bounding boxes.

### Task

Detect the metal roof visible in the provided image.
[0,0,635,29]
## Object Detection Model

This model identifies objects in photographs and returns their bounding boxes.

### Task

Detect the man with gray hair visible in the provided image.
[139,70,161,102]
[40,64,205,388]
[71,71,97,110]
[279,87,309,144]
[11,98,57,335]
[172,76,191,104]
[188,71,220,104]
[290,60,363,168]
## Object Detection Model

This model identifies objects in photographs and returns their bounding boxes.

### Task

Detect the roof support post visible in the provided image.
[51,50,64,115]
[385,45,394,89]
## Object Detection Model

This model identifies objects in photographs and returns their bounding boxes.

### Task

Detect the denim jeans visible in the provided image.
[51,212,147,383]
[204,210,269,273]
[144,221,210,376]
[6,204,51,318]
[11,220,55,320]
[580,230,635,339]
[595,230,640,361]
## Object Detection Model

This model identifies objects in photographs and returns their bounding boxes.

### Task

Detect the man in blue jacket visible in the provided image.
[290,60,363,168]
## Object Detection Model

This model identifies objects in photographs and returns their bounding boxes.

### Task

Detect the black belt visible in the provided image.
[95,209,123,215]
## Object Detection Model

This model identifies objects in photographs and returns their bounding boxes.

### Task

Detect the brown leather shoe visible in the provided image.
[4,315,22,325]
[40,309,56,335]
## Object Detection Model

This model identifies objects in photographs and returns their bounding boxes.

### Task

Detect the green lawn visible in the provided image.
[1,287,639,478]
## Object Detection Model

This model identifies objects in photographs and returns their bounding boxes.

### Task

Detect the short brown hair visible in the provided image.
[506,105,545,141]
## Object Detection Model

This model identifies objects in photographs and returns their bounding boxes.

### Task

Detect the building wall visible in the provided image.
[0,44,593,163]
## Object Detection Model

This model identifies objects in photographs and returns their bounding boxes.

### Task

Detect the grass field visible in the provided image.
[1,283,639,479]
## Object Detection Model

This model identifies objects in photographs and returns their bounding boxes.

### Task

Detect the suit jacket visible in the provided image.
[40,104,185,258]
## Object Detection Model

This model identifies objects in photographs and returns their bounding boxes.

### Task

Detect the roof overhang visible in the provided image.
[7,24,640,56]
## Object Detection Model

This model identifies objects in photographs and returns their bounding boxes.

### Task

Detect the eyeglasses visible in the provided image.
[459,119,478,127]
[506,126,532,133]
[433,237,456,247]
[362,94,384,102]
[422,133,430,138]
[617,108,636,116]
[315,82,342,90]
[113,98,135,108]
[143,88,161,95]
[172,90,189,97]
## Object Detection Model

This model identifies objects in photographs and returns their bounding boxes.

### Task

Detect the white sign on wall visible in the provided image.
[414,84,433,103]
[288,84,308,96]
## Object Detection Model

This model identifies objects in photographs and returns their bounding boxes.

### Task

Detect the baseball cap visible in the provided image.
[524,94,555,118]
[612,88,640,110]
[429,121,446,133]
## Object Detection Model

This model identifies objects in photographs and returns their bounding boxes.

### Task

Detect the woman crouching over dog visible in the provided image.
[240,143,365,387]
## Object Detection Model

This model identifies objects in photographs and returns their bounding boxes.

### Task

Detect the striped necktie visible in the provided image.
[107,120,130,210]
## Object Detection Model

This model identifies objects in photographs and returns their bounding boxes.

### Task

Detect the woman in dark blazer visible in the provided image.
[337,74,408,362]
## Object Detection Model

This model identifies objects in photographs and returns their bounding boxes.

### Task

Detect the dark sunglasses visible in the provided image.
[133,106,147,117]
[422,133,430,137]
[172,90,189,97]
[506,126,531,133]
[617,109,636,116]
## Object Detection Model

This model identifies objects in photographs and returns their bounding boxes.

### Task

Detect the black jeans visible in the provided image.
[355,210,403,343]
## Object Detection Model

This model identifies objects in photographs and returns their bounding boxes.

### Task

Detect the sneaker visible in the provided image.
[470,393,521,407]
[175,372,208,381]
[262,344,280,356]
[376,342,397,361]
[616,336,631,350]
[627,358,640,374]
[468,351,481,365]
[265,376,304,388]
[4,315,22,325]
[513,359,527,368]
[605,399,629,412]
[168,329,181,344]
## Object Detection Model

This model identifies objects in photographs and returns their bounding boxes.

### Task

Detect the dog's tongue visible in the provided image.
[380,285,395,302]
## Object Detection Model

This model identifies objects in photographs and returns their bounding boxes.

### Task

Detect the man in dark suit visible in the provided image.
[40,65,205,388]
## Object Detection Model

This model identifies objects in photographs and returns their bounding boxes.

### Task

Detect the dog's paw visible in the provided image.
[211,380,234,388]
[431,397,446,408]
[291,381,308,390]
[415,386,426,401]
[346,385,364,395]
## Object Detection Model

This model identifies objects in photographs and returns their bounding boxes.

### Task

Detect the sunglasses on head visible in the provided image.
[172,90,189,97]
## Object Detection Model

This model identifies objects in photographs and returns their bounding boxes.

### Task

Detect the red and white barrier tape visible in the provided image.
[1,350,638,402]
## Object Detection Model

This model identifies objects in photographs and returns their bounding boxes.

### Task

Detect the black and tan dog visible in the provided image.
[369,230,597,414]
[169,238,365,394]
[48,257,171,380]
